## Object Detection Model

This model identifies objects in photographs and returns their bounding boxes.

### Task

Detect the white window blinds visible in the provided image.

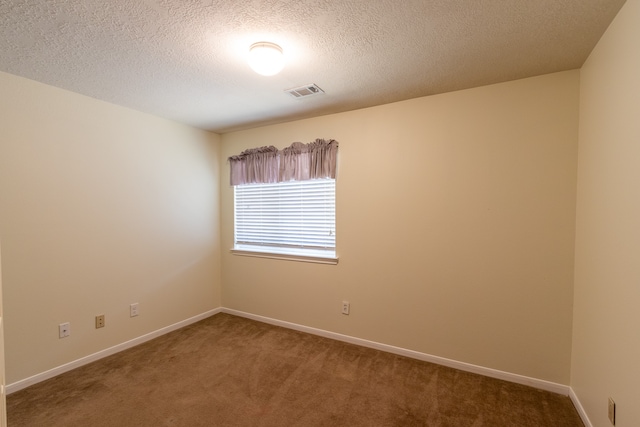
[234,179,336,259]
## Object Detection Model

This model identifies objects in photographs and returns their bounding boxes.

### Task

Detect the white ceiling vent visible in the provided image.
[285,84,325,99]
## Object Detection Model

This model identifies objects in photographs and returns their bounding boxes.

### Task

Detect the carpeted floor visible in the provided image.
[7,313,584,426]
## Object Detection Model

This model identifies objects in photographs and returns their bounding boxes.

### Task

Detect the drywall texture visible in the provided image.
[221,71,579,385]
[572,1,640,426]
[0,72,221,385]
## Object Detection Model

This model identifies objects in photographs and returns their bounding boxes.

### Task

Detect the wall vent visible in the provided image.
[285,84,325,99]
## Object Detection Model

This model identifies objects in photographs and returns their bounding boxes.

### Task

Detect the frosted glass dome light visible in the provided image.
[248,42,284,76]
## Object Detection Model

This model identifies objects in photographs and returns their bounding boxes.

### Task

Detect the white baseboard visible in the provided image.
[222,308,570,396]
[570,387,593,427]
[6,308,221,395]
[6,307,572,400]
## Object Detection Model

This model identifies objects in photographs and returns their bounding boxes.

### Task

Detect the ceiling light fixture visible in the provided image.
[248,42,284,76]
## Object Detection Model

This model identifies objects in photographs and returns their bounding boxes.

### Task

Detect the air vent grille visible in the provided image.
[285,84,325,98]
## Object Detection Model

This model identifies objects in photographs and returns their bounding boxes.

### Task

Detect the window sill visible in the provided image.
[230,248,338,265]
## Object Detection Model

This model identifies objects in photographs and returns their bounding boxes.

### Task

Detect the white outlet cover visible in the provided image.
[58,322,70,338]
[342,301,350,315]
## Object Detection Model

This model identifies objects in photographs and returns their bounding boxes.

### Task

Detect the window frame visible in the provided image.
[231,178,338,265]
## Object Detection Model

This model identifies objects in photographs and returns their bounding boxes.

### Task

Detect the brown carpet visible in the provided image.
[7,313,583,426]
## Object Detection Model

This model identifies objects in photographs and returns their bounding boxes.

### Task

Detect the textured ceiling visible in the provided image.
[0,0,627,133]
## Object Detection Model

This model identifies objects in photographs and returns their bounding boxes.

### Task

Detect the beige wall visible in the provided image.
[0,244,6,425]
[0,72,222,384]
[221,71,579,384]
[572,1,640,426]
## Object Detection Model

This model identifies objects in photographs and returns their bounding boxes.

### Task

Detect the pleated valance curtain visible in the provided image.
[228,139,338,185]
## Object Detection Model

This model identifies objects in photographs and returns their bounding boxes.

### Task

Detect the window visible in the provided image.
[228,138,338,263]
[233,178,336,263]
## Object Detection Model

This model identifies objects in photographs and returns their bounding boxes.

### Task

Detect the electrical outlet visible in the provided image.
[342,301,350,315]
[130,303,139,317]
[608,397,616,425]
[58,322,70,338]
[95,314,105,329]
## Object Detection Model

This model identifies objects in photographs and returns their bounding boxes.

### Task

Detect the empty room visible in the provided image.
[0,0,638,426]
